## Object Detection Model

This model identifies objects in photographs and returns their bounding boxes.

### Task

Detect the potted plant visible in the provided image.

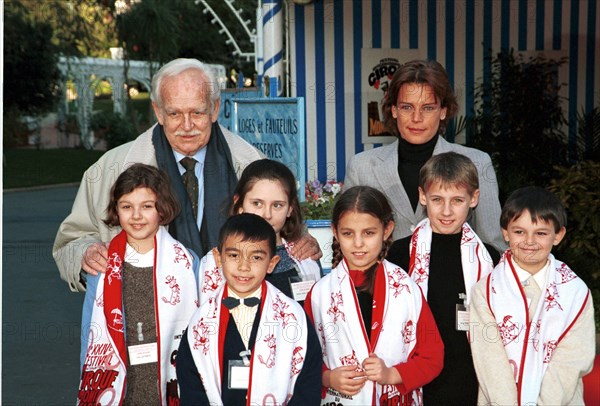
[301,179,343,272]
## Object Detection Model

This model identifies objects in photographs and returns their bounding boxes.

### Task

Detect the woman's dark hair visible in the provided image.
[230,159,303,242]
[331,186,394,294]
[382,59,459,136]
[103,163,180,227]
[218,213,276,257]
[500,186,567,233]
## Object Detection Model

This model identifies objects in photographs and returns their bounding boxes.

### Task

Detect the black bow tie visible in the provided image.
[222,296,260,309]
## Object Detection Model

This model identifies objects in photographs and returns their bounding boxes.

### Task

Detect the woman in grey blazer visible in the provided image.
[345,59,505,253]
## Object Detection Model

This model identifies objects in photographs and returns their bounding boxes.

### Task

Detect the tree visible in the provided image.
[115,0,259,82]
[468,50,569,201]
[192,0,258,79]
[4,2,61,115]
[8,0,117,58]
[116,0,180,67]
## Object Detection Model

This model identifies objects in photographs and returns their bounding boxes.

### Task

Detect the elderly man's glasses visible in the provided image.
[395,103,441,116]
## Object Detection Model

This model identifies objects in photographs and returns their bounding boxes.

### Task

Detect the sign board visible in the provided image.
[218,88,262,131]
[231,98,306,201]
[361,48,425,144]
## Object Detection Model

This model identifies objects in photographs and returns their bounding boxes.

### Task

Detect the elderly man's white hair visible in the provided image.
[150,58,220,110]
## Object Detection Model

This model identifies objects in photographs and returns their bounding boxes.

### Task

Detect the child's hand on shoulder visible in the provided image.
[362,353,401,385]
[328,365,367,396]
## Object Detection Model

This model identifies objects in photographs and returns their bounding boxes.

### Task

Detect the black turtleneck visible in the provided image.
[386,232,501,405]
[397,134,439,211]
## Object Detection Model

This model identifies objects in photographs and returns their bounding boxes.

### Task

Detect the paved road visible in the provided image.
[3,186,82,405]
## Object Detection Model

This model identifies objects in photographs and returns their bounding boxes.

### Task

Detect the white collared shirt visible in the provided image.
[513,258,550,290]
[227,287,262,349]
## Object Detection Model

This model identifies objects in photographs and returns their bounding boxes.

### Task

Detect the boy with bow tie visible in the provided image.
[176,213,322,405]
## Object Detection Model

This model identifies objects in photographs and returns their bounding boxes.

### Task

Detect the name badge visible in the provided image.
[291,279,316,302]
[456,303,470,331]
[228,360,250,389]
[128,342,158,365]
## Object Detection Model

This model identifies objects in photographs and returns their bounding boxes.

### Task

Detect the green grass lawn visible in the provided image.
[3,149,105,189]
[5,94,151,190]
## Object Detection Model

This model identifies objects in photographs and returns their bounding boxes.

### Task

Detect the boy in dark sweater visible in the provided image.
[176,213,321,405]
[387,152,500,405]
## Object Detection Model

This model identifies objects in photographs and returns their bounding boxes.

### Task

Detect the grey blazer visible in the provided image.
[344,137,506,253]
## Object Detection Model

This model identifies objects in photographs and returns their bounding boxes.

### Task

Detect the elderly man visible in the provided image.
[54,58,317,292]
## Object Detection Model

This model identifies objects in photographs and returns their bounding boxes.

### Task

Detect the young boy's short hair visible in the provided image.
[217,213,277,257]
[500,186,566,233]
[419,152,479,195]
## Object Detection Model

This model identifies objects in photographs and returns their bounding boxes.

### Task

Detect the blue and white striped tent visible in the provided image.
[289,0,599,182]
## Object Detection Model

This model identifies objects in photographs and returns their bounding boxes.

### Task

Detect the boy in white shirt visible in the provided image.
[470,186,595,405]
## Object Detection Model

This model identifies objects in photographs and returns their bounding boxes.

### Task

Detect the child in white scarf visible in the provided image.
[386,152,498,404]
[199,159,321,305]
[78,164,199,405]
[305,186,444,405]
[470,186,595,405]
[177,213,322,405]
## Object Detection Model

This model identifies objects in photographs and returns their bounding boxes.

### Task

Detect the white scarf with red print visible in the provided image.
[409,219,493,304]
[187,281,308,405]
[486,252,590,405]
[310,259,423,406]
[78,227,198,405]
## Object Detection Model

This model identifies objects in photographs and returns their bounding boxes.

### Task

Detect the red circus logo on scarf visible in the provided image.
[461,226,476,244]
[544,282,564,311]
[79,336,121,404]
[327,291,346,323]
[258,334,277,368]
[498,315,523,346]
[401,320,416,344]
[412,252,430,285]
[387,266,412,298]
[192,317,213,355]
[202,266,223,293]
[379,384,402,405]
[173,243,191,269]
[557,262,577,283]
[339,350,364,373]
[161,275,181,305]
[106,252,122,285]
[272,295,298,328]
[78,369,119,404]
[108,308,123,332]
[290,346,304,376]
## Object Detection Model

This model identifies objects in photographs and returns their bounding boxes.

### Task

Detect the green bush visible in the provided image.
[548,161,600,328]
[469,50,568,201]
[91,111,137,150]
[3,109,29,148]
[574,107,600,162]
